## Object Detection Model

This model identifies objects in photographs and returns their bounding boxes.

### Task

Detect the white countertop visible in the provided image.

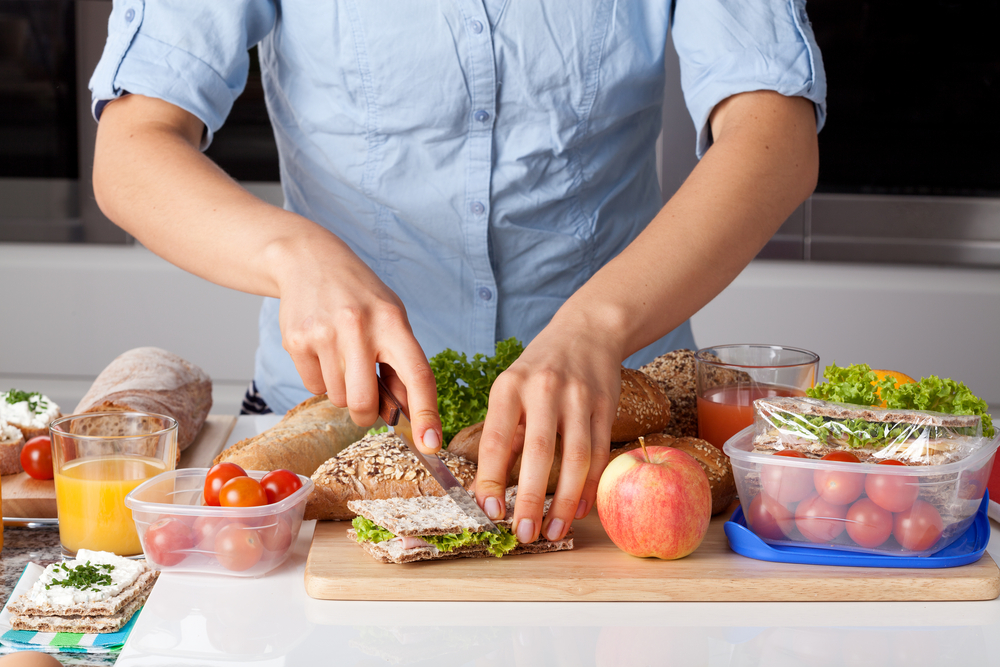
[116,416,1000,666]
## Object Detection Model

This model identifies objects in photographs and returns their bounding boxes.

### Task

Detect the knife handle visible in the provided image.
[376,375,401,427]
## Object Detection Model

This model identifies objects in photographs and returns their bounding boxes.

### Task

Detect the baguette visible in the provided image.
[74,347,211,451]
[214,394,368,477]
[609,433,737,515]
[305,432,477,520]
[0,419,25,475]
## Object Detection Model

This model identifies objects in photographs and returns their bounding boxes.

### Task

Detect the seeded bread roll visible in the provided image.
[0,419,25,475]
[610,368,672,442]
[609,433,737,515]
[305,432,478,521]
[215,393,368,477]
[640,349,698,438]
[74,347,211,451]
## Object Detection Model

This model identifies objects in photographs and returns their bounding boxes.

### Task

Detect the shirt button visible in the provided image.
[474,110,491,123]
[478,287,493,301]
[471,20,484,34]
[125,7,135,22]
[470,201,485,215]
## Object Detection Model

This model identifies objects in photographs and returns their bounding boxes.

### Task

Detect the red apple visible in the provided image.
[597,445,712,559]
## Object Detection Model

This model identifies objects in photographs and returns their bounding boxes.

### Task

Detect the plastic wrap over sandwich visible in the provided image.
[752,396,988,466]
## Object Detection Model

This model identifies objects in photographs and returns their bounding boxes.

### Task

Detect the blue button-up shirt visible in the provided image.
[91,0,826,413]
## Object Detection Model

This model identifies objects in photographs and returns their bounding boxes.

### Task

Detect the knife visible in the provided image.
[376,375,500,534]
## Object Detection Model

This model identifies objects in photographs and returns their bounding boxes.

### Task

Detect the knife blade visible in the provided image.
[376,375,500,534]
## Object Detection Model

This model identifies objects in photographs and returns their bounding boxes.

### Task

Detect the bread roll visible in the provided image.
[610,368,672,442]
[305,432,478,520]
[609,433,737,515]
[74,347,211,451]
[214,394,367,477]
[640,349,698,438]
[0,419,25,475]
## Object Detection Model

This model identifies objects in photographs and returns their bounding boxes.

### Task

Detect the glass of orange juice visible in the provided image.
[50,412,177,557]
[696,345,819,450]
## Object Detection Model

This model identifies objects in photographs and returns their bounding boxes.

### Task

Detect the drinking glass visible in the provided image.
[695,345,819,450]
[50,412,177,557]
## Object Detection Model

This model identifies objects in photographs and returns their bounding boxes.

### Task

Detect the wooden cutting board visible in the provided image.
[1,414,237,519]
[304,511,1000,602]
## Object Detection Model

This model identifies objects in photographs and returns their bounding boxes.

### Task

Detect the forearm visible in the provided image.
[555,91,819,358]
[92,94,351,298]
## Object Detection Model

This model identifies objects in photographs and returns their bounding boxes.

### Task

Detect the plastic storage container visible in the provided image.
[126,468,313,577]
[724,426,999,556]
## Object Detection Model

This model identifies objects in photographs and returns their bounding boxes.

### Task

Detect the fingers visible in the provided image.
[540,408,591,542]
[510,386,560,544]
[381,351,442,454]
[475,376,525,522]
[578,403,614,519]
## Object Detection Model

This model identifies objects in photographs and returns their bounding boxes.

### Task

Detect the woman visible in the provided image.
[91,0,825,546]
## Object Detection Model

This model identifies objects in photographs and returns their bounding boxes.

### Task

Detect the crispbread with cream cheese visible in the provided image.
[8,568,158,618]
[10,583,153,634]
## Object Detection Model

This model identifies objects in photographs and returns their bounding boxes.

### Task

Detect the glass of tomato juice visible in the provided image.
[50,412,178,558]
[696,344,819,450]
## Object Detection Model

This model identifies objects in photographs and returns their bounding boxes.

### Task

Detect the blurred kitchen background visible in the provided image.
[1,0,997,419]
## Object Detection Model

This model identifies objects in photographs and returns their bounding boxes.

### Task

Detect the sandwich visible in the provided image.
[752,396,986,465]
[347,487,574,564]
[7,550,158,634]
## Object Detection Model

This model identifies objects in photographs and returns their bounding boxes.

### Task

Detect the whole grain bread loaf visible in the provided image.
[609,433,737,515]
[640,349,698,438]
[214,393,368,477]
[74,347,211,451]
[305,431,477,520]
[610,368,672,442]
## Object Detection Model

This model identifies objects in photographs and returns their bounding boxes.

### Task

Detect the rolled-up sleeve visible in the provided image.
[672,0,827,157]
[89,0,276,149]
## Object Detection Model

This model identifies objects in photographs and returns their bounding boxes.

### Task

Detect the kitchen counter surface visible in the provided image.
[7,416,1000,665]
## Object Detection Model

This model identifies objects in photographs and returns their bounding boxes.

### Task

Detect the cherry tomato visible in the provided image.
[20,436,53,480]
[204,462,247,506]
[865,459,919,513]
[760,450,815,503]
[259,517,293,554]
[893,500,944,552]
[219,476,268,507]
[845,498,893,548]
[144,517,195,566]
[215,523,264,571]
[260,469,303,504]
[192,515,226,550]
[813,451,864,506]
[746,493,795,541]
[795,493,848,543]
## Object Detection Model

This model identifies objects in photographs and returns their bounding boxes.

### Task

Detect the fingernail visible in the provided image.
[421,429,440,451]
[545,518,565,542]
[575,499,587,519]
[516,519,535,544]
[484,496,503,520]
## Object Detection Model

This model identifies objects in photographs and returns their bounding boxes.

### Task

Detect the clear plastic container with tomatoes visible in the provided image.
[125,468,313,576]
[725,425,1000,556]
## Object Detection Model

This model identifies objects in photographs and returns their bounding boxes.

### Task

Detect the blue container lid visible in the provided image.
[725,492,990,568]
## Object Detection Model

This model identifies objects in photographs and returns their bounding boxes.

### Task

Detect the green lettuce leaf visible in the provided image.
[351,517,519,557]
[430,337,525,445]
[806,363,894,406]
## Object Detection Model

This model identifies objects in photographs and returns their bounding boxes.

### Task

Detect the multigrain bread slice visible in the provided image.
[305,432,478,521]
[640,349,699,438]
[611,368,672,442]
[10,586,153,634]
[0,419,25,475]
[609,433,737,515]
[347,487,573,564]
[215,393,369,478]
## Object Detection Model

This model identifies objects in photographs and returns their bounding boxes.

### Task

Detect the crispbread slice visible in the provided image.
[347,527,575,564]
[10,582,153,634]
[8,569,158,618]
